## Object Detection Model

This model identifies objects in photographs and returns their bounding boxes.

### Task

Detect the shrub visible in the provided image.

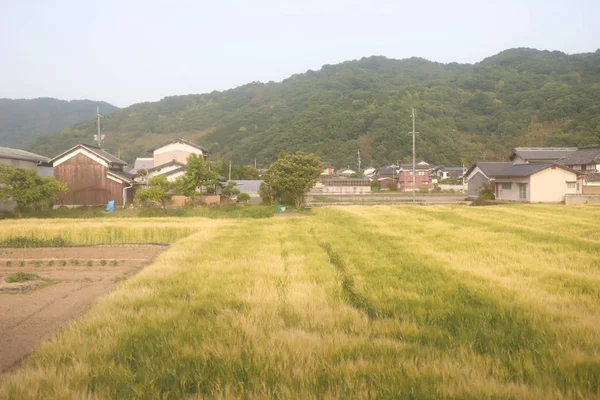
[100,260,107,266]
[0,236,71,248]
[6,260,12,267]
[6,272,41,283]
[86,260,93,267]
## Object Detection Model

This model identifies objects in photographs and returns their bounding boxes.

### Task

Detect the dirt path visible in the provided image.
[0,245,166,374]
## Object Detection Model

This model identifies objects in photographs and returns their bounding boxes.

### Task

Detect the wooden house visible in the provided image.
[50,144,134,207]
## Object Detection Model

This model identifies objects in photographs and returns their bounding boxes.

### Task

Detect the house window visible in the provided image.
[519,183,527,200]
[567,182,576,189]
[501,183,511,190]
[418,171,425,176]
[589,164,597,171]
[573,165,582,170]
[421,181,428,185]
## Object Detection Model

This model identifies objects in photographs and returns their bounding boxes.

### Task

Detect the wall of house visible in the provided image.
[54,153,126,207]
[583,184,600,194]
[530,167,579,203]
[495,178,529,202]
[398,170,432,190]
[153,143,204,166]
[149,164,182,176]
[467,171,488,198]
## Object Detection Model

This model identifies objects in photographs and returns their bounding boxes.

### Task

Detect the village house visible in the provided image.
[132,137,211,182]
[50,144,134,207]
[557,146,600,194]
[397,162,432,190]
[319,178,371,194]
[336,167,356,177]
[320,162,335,177]
[465,161,512,199]
[494,163,583,203]
[0,147,53,211]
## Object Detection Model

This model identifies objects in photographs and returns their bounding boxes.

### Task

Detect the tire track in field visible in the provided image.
[310,229,384,319]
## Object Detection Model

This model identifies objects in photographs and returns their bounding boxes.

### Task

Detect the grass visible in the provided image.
[1,205,600,399]
[5,272,41,283]
[0,204,275,220]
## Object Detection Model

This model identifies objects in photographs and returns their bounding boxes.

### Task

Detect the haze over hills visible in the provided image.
[0,98,119,149]
[23,48,600,167]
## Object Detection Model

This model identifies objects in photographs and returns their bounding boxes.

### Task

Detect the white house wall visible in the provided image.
[153,143,204,166]
[530,167,580,203]
[496,178,529,202]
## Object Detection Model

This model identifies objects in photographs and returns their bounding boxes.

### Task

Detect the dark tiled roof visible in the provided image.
[495,163,579,177]
[398,163,430,170]
[107,169,135,183]
[230,180,264,194]
[148,137,211,154]
[0,146,50,163]
[559,147,600,166]
[49,144,127,166]
[586,173,600,182]
[469,162,513,178]
[130,158,154,174]
[376,168,396,175]
[510,147,577,161]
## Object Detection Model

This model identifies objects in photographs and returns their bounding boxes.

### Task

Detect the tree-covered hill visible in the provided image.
[27,48,600,167]
[0,98,119,149]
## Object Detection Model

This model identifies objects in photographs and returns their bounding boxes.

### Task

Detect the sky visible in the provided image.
[1,0,598,107]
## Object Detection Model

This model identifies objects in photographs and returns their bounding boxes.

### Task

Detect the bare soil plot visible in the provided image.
[0,245,166,374]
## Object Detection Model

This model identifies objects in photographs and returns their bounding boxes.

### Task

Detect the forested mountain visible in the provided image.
[27,48,600,167]
[0,98,119,148]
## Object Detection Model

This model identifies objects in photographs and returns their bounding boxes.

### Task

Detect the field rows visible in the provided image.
[1,205,599,399]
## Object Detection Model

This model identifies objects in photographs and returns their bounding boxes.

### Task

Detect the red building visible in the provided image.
[398,162,432,190]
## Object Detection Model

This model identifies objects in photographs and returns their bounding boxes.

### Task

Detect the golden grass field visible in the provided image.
[1,204,599,399]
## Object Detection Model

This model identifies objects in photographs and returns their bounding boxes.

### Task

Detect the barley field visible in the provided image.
[1,205,600,399]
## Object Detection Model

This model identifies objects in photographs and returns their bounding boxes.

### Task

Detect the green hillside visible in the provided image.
[0,98,119,149]
[27,48,600,167]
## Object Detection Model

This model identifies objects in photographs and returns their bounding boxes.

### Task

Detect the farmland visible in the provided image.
[1,205,600,399]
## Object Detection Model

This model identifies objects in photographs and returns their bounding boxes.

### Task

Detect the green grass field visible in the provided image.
[1,205,600,399]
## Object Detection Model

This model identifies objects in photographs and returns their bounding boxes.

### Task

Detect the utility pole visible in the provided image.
[410,108,419,204]
[357,149,361,173]
[228,160,232,181]
[254,159,257,169]
[95,106,104,147]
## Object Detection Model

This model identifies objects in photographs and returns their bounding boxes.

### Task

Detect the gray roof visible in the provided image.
[470,162,512,178]
[586,173,600,182]
[148,137,211,154]
[130,158,154,174]
[323,178,371,186]
[148,160,186,172]
[558,147,600,166]
[107,169,135,183]
[230,180,264,194]
[49,144,127,166]
[495,163,579,177]
[0,146,50,163]
[510,147,577,161]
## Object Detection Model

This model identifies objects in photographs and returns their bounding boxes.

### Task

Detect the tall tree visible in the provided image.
[0,165,67,218]
[176,154,218,206]
[134,175,174,214]
[266,152,322,208]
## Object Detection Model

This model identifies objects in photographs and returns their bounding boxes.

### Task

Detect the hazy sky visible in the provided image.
[1,0,598,107]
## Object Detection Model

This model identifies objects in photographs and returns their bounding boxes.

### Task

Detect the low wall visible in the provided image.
[565,194,600,205]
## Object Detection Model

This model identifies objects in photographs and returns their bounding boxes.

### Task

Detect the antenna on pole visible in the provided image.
[357,149,361,173]
[95,106,105,147]
[228,160,232,181]
[409,108,419,204]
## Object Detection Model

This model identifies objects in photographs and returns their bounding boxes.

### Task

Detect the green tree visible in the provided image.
[258,181,276,205]
[134,175,174,214]
[221,181,240,198]
[266,152,321,208]
[176,154,218,206]
[237,192,250,203]
[0,165,67,218]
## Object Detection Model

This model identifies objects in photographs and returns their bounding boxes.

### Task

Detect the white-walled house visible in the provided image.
[465,162,512,199]
[494,163,583,203]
